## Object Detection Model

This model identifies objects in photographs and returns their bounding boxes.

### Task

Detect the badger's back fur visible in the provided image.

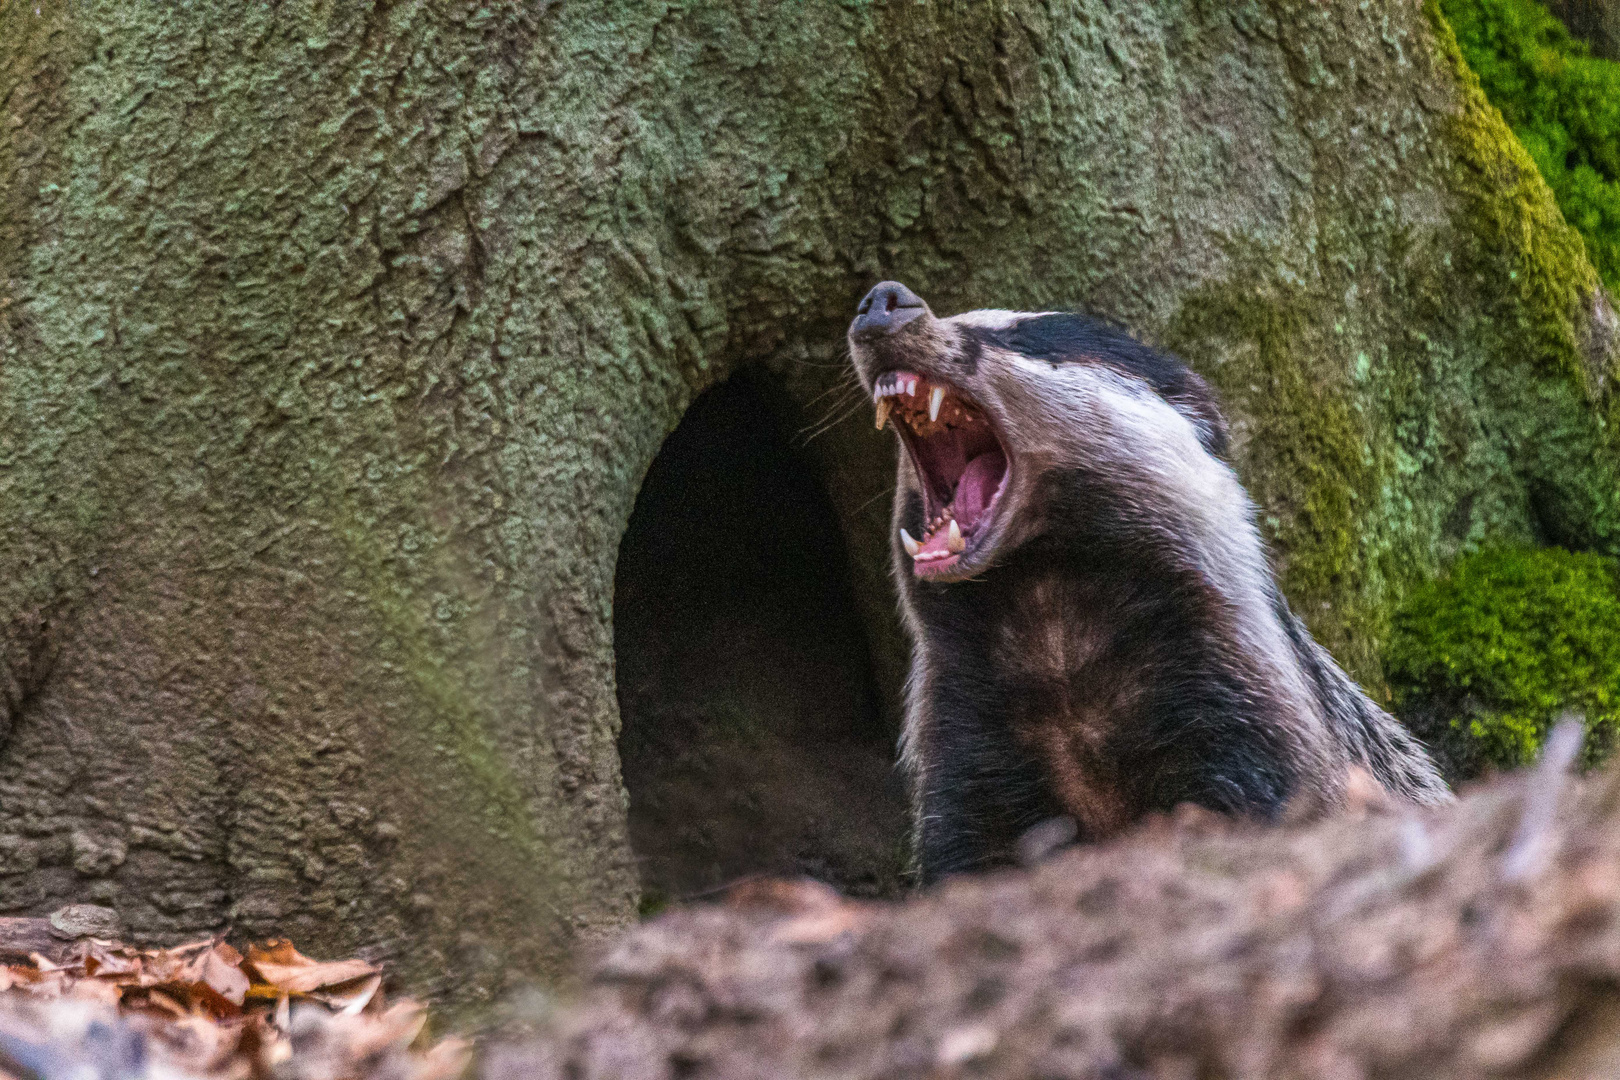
[846,282,1450,883]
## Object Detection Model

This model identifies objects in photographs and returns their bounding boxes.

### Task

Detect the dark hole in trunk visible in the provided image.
[614,368,908,911]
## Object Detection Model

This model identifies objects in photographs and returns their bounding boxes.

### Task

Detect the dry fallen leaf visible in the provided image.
[184,940,251,1005]
[245,937,379,995]
[320,971,384,1015]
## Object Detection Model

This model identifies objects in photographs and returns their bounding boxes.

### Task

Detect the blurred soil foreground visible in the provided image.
[487,731,1620,1080]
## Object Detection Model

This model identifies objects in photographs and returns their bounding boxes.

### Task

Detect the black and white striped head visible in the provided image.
[847,281,1233,583]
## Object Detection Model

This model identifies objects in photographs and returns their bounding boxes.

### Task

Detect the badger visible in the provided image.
[846,281,1451,883]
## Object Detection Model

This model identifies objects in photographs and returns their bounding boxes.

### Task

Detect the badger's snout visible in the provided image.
[850,281,929,342]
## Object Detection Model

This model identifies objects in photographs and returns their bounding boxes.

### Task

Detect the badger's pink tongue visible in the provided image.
[953,449,1006,529]
[913,448,1007,567]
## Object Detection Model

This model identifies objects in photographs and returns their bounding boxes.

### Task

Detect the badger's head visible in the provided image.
[847,281,1232,583]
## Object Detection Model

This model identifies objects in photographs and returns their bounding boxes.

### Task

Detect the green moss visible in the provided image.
[1388,546,1620,769]
[1430,0,1611,392]
[1440,0,1620,291]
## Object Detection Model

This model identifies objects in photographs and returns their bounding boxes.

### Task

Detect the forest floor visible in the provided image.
[10,726,1620,1080]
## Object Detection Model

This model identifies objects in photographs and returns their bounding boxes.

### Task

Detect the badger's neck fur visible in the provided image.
[895,465,1438,879]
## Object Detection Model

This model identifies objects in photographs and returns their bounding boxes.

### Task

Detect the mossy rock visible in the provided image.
[1388,546,1620,777]
[1443,0,1620,289]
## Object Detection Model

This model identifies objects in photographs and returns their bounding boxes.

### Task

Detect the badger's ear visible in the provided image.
[1167,370,1229,458]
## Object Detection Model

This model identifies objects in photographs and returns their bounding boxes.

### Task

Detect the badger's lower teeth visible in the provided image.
[907,514,968,563]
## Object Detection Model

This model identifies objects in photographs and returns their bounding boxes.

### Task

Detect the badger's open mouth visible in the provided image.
[873,370,1010,579]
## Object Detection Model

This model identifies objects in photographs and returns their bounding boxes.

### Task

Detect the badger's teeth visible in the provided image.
[947,519,965,553]
[875,398,892,430]
[906,378,917,397]
[900,528,921,557]
[929,386,945,423]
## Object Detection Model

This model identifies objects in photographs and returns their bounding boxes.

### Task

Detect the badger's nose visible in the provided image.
[851,281,927,339]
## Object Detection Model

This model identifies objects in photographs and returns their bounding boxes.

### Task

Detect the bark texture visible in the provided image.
[1547,0,1620,57]
[0,0,1617,1009]
[488,750,1620,1080]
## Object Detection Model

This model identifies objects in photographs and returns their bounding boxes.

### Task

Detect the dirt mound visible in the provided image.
[489,732,1620,1079]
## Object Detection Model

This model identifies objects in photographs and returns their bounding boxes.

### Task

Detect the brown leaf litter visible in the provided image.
[0,935,467,1079]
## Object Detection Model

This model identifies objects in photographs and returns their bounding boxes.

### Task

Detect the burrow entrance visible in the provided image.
[614,368,908,910]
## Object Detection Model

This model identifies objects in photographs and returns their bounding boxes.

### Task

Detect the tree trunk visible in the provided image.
[1547,0,1620,58]
[0,0,1616,1010]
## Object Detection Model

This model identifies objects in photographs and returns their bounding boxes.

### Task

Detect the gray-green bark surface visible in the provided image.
[1,0,1616,1009]
[1547,0,1620,57]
